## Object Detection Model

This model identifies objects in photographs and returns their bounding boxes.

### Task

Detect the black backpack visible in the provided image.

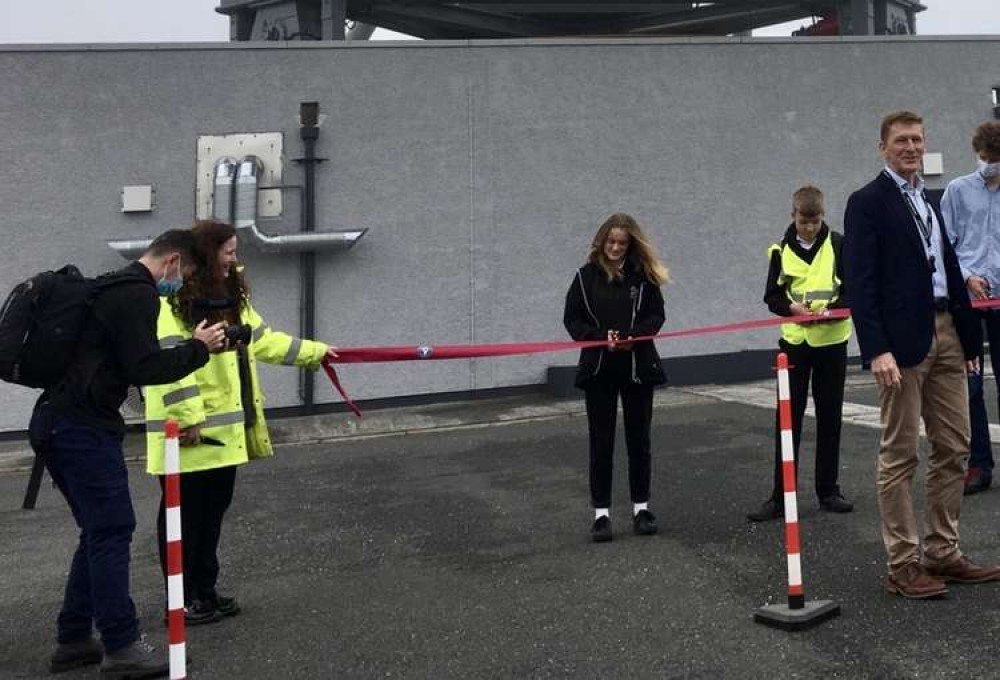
[0,266,134,389]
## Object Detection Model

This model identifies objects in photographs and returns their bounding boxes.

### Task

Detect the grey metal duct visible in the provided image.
[233,154,367,252]
[238,224,367,253]
[234,155,262,231]
[212,157,238,224]
[108,153,366,257]
[106,238,153,259]
[347,21,376,40]
[108,226,366,258]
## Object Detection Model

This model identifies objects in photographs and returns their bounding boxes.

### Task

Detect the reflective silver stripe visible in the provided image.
[577,270,600,327]
[160,335,185,349]
[162,385,200,407]
[203,411,245,428]
[803,290,834,303]
[282,338,303,365]
[252,324,269,342]
[146,410,244,433]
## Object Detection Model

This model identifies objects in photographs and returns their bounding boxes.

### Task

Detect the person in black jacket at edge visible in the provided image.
[564,213,669,543]
[29,230,227,678]
[747,186,854,522]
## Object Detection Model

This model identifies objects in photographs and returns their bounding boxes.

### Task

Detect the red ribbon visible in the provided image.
[320,298,1000,418]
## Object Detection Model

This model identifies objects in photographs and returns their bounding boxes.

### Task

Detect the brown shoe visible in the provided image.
[885,563,948,599]
[923,556,1000,584]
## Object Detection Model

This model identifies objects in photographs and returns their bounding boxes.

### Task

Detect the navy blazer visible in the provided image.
[843,171,981,368]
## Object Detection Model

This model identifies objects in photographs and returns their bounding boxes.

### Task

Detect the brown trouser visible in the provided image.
[876,311,970,575]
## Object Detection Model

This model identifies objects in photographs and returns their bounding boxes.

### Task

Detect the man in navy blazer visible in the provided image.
[844,110,999,599]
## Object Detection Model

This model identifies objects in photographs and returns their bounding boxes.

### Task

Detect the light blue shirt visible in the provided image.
[884,166,948,299]
[943,169,1000,288]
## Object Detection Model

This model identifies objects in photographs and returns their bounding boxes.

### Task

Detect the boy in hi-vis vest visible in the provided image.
[748,186,855,522]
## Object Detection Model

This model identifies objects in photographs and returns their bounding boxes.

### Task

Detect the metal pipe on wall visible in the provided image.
[296,102,323,414]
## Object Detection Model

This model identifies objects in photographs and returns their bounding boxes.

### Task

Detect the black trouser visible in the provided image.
[968,311,1000,476]
[771,339,847,502]
[584,354,655,508]
[157,465,237,602]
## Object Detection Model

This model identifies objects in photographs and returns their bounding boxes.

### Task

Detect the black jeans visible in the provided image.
[30,407,139,653]
[771,340,847,501]
[157,465,237,602]
[584,354,655,508]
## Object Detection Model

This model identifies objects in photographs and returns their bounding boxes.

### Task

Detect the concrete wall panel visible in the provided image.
[1,37,998,432]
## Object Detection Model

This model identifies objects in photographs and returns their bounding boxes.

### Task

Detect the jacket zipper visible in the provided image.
[630,283,643,383]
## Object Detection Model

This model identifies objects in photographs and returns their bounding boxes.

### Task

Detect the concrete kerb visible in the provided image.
[0,387,714,475]
[4,364,995,475]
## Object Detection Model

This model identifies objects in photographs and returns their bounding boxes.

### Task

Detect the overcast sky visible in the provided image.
[0,0,997,43]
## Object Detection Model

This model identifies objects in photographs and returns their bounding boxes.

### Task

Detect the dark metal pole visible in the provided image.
[297,102,322,414]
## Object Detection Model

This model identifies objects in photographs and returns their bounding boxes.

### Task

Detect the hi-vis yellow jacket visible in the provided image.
[768,237,852,347]
[144,299,327,475]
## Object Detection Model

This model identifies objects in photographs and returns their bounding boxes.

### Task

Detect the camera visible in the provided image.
[190,298,251,349]
[223,324,252,346]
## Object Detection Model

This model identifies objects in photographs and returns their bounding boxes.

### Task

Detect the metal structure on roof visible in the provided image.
[217,0,924,41]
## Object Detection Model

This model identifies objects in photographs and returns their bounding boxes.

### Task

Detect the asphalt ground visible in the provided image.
[3,377,1000,679]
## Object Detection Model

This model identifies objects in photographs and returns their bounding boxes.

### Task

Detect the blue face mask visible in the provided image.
[157,259,184,296]
[978,159,1000,180]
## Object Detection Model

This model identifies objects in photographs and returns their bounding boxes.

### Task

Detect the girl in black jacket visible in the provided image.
[563,213,669,542]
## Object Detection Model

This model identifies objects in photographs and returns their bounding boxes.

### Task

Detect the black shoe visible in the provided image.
[591,516,612,543]
[964,468,993,496]
[185,599,224,626]
[633,509,659,536]
[206,593,241,618]
[50,636,103,673]
[747,498,783,522]
[819,493,854,513]
[99,634,168,679]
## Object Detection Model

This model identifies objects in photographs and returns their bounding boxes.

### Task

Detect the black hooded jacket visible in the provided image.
[563,256,667,388]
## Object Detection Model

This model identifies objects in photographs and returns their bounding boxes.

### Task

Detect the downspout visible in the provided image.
[295,102,323,414]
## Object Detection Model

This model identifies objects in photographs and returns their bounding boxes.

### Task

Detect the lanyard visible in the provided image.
[884,171,937,271]
[902,192,933,247]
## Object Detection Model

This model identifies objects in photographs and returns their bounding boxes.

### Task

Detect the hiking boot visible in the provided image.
[923,555,1000,584]
[633,509,659,536]
[591,516,612,543]
[747,498,783,522]
[819,493,854,513]
[50,636,103,673]
[885,563,948,599]
[99,634,168,679]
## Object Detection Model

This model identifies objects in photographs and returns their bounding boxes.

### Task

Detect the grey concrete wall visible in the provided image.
[1,36,998,433]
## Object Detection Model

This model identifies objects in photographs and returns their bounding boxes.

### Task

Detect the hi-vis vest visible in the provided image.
[144,299,327,475]
[768,237,852,347]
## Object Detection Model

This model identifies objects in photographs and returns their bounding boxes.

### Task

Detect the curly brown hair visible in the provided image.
[170,220,250,329]
[972,121,1000,161]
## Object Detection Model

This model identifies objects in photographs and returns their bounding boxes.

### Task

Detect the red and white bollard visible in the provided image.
[754,352,840,631]
[164,420,187,679]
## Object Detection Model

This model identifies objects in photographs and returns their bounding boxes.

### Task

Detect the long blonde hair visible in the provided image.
[588,213,669,285]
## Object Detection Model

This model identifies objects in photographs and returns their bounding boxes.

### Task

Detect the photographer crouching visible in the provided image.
[143,220,338,625]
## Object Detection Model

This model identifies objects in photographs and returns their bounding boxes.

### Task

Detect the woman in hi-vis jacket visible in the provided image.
[144,220,337,624]
[564,213,669,543]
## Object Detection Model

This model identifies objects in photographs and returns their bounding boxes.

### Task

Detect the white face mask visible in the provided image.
[978,159,1000,180]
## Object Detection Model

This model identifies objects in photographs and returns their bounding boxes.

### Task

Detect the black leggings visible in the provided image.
[157,465,237,602]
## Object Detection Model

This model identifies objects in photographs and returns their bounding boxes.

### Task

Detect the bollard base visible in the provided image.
[753,599,840,631]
